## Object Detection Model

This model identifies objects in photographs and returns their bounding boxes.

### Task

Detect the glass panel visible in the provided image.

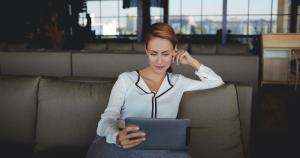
[101,0,118,17]
[169,0,181,15]
[227,16,249,34]
[119,0,137,16]
[87,1,100,17]
[272,0,278,14]
[151,7,162,16]
[228,0,248,15]
[119,17,137,35]
[180,16,201,34]
[169,16,181,33]
[273,15,289,33]
[101,17,118,35]
[78,12,86,27]
[91,18,101,35]
[151,16,163,24]
[248,15,271,34]
[249,0,272,14]
[203,0,222,15]
[182,0,201,15]
[202,16,222,34]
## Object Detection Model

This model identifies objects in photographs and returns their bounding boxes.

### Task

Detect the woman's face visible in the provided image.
[146,37,175,74]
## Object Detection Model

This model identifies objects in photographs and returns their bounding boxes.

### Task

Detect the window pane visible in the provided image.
[151,16,163,24]
[203,0,222,15]
[182,16,201,34]
[272,0,278,14]
[182,0,201,15]
[78,12,86,27]
[227,16,248,34]
[87,1,100,17]
[202,16,222,34]
[151,7,163,16]
[228,0,248,15]
[119,0,137,16]
[169,0,181,16]
[273,15,290,33]
[101,0,118,17]
[101,17,118,35]
[250,0,272,14]
[169,16,181,33]
[91,18,101,35]
[248,16,271,34]
[119,17,137,35]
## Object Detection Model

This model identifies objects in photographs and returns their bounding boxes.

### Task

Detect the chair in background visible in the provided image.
[290,49,300,90]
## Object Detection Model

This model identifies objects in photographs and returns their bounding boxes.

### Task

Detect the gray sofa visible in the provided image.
[0,76,252,158]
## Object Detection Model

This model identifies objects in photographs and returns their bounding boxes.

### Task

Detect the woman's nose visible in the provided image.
[156,55,162,64]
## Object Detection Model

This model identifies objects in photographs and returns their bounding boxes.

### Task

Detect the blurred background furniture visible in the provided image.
[290,49,300,89]
[261,33,300,86]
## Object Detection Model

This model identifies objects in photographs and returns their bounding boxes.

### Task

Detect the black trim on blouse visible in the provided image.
[135,70,174,118]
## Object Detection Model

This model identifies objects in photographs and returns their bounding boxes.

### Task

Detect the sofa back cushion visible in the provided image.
[0,77,40,144]
[177,43,189,50]
[133,42,145,52]
[35,78,114,152]
[217,44,249,54]
[0,52,71,77]
[179,84,245,158]
[107,42,133,51]
[6,43,28,51]
[190,44,217,54]
[82,43,107,51]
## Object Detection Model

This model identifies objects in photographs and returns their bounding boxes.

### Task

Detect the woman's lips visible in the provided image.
[155,66,164,70]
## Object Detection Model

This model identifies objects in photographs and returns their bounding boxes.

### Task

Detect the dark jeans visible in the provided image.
[85,136,191,158]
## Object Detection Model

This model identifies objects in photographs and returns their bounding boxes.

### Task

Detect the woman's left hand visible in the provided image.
[173,50,201,69]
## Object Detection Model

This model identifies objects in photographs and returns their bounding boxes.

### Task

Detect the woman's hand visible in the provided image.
[117,125,146,149]
[173,50,201,70]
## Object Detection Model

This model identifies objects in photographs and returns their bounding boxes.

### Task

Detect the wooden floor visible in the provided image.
[251,84,300,158]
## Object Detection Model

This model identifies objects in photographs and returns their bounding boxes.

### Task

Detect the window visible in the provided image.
[151,7,163,24]
[79,0,137,36]
[227,0,290,35]
[169,0,201,34]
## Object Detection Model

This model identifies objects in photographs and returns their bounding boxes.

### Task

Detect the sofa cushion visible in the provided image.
[217,44,249,54]
[82,43,107,51]
[177,43,189,50]
[107,42,133,51]
[35,78,114,152]
[190,44,216,54]
[133,42,145,52]
[0,77,40,144]
[179,84,245,158]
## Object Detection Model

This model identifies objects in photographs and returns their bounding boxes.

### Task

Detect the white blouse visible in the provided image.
[96,64,224,144]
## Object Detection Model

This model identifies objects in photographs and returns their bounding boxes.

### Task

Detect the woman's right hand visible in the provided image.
[116,125,146,149]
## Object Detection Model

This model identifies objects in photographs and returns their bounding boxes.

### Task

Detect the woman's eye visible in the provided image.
[150,53,156,56]
[163,53,170,56]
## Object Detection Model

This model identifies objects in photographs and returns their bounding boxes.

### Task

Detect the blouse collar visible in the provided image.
[135,70,174,96]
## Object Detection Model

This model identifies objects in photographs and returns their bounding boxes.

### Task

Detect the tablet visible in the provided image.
[125,117,191,150]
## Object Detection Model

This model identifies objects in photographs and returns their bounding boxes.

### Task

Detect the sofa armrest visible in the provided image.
[235,84,253,158]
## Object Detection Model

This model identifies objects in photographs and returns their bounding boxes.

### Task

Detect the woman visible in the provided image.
[86,23,224,158]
